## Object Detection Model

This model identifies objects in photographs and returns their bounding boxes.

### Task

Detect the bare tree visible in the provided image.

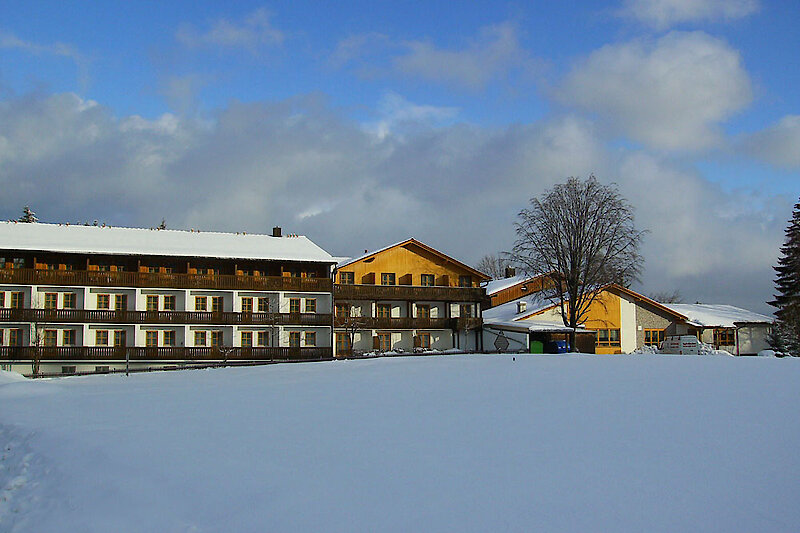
[511,175,645,351]
[337,305,367,357]
[647,289,684,303]
[475,254,512,279]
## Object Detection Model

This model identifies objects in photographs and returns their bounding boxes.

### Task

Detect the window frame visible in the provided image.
[96,330,109,346]
[163,295,176,311]
[241,297,253,313]
[97,294,110,310]
[62,293,76,309]
[146,295,159,312]
[305,331,316,346]
[376,304,391,318]
[114,294,127,311]
[194,330,207,347]
[11,291,24,309]
[62,329,76,346]
[289,298,301,314]
[195,296,208,312]
[257,297,269,313]
[289,331,301,347]
[420,274,435,287]
[44,292,58,310]
[339,271,355,284]
[163,330,176,347]
[211,296,223,313]
[145,330,159,348]
[241,331,253,347]
[305,299,316,313]
[380,273,396,286]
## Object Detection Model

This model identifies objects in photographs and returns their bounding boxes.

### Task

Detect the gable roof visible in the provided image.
[482,274,544,296]
[658,303,773,328]
[336,238,490,280]
[0,221,335,263]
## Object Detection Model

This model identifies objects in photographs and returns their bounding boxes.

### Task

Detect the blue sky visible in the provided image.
[1,0,798,312]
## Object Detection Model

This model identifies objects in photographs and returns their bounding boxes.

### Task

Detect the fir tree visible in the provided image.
[769,198,800,355]
[18,205,38,223]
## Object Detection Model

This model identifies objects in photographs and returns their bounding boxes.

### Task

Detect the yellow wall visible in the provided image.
[338,242,485,287]
[582,290,622,354]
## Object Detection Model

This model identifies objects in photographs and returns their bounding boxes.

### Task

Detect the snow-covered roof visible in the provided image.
[658,303,773,328]
[482,291,555,323]
[0,222,335,263]
[484,319,590,334]
[482,275,532,296]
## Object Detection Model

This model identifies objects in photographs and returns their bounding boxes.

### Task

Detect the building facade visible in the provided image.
[0,222,336,375]
[333,239,489,356]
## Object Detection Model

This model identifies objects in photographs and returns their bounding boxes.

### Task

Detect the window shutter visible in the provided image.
[373,336,380,349]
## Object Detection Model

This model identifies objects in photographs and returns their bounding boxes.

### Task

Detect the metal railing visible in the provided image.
[333,316,482,330]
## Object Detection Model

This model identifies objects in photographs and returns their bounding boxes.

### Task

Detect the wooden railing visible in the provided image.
[0,308,332,326]
[333,284,486,303]
[333,316,483,330]
[0,346,332,362]
[0,268,332,292]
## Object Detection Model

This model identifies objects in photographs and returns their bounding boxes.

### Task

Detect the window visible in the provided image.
[335,303,350,319]
[114,294,127,311]
[376,304,391,318]
[194,331,207,346]
[289,331,301,347]
[12,258,24,269]
[419,333,431,349]
[417,304,431,319]
[257,297,269,313]
[163,295,176,311]
[241,331,253,347]
[146,295,159,311]
[44,293,58,309]
[459,304,473,318]
[257,331,268,346]
[305,299,316,313]
[339,271,354,284]
[596,329,621,347]
[113,330,126,347]
[336,333,351,354]
[145,330,159,347]
[62,330,75,346]
[62,293,76,309]
[211,296,223,313]
[97,294,110,309]
[95,366,110,373]
[96,330,109,346]
[46,263,57,270]
[0,330,3,345]
[421,274,435,287]
[195,296,207,311]
[61,366,77,375]
[0,292,4,307]
[163,330,176,346]
[305,332,316,346]
[44,330,57,346]
[713,328,735,346]
[163,267,173,274]
[99,265,111,272]
[211,330,223,347]
[378,332,391,351]
[381,273,396,286]
[10,329,22,346]
[644,329,664,346]
[11,292,23,309]
[241,297,253,313]
[289,298,301,314]
[459,275,472,287]
[146,266,158,274]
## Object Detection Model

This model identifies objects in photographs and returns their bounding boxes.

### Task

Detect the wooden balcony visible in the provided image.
[0,268,332,292]
[0,308,332,326]
[333,316,483,330]
[0,346,332,362]
[334,284,485,303]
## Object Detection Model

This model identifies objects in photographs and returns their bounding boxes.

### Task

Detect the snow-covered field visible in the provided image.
[2,354,799,532]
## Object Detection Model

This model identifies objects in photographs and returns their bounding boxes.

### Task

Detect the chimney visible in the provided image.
[272,226,282,237]
[505,266,516,278]
[517,301,527,314]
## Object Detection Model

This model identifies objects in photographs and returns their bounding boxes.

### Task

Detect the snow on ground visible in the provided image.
[1,355,799,532]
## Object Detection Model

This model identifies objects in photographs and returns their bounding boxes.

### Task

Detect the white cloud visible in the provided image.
[559,31,752,151]
[0,91,786,313]
[332,22,538,91]
[365,93,459,140]
[176,8,284,51]
[620,0,760,29]
[741,115,800,170]
[0,30,90,88]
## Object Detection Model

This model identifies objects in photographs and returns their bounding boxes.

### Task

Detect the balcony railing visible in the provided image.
[334,284,485,303]
[333,316,483,330]
[0,346,332,362]
[0,308,332,326]
[0,268,332,292]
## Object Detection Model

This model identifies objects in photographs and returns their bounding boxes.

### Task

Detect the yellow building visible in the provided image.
[333,239,489,356]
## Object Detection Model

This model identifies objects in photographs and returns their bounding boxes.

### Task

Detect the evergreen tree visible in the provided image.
[769,198,800,355]
[18,205,38,223]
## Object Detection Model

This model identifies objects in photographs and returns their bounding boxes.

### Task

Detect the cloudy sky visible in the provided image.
[1,0,798,313]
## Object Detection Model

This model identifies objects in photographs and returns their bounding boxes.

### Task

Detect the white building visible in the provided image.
[0,222,336,375]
